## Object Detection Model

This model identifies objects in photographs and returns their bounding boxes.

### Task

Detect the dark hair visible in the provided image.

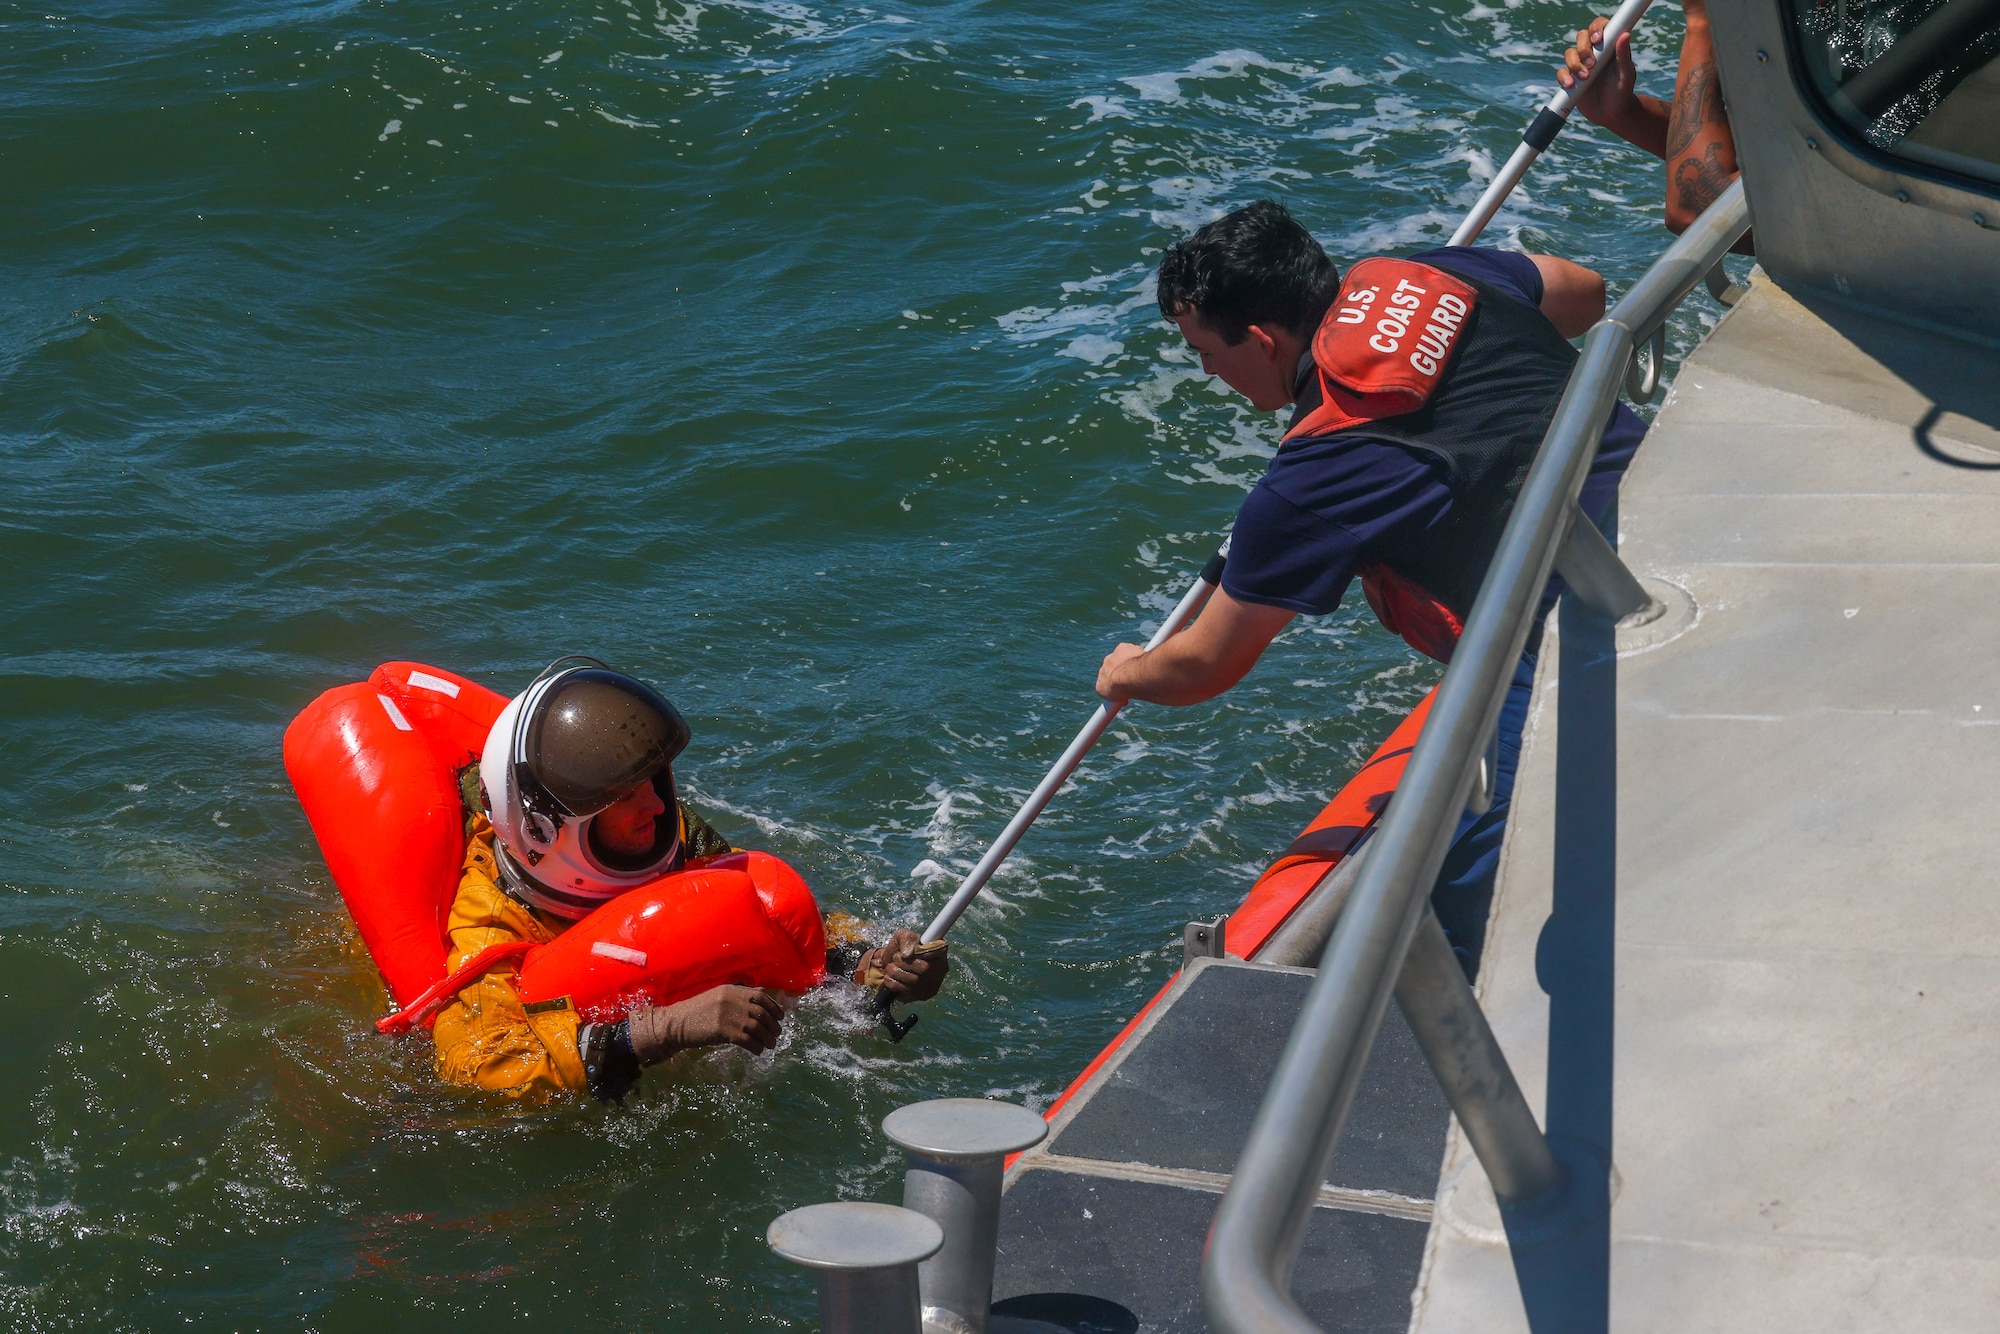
[1155,200,1340,345]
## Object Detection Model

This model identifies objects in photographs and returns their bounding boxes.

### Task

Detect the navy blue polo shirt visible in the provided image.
[1221,247,1645,618]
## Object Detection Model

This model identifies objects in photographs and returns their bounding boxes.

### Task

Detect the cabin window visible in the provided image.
[1784,0,2000,188]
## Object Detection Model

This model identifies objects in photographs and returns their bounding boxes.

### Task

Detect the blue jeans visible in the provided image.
[1429,649,1537,979]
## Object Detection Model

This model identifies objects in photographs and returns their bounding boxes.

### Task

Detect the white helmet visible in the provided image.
[479,658,692,921]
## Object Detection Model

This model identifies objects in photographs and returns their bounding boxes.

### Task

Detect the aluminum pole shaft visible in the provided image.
[1448,0,1657,247]
[921,550,1223,944]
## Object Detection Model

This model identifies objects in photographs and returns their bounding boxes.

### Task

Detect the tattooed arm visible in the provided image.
[1663,0,1742,235]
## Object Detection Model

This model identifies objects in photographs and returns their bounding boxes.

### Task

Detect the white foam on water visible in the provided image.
[917,782,981,858]
[709,0,835,41]
[1312,66,1368,88]
[1107,362,1210,427]
[1139,173,1227,233]
[1451,142,1499,184]
[1061,267,1141,295]
[1313,93,1425,145]
[1335,206,1459,253]
[995,296,1140,342]
[1165,455,1269,490]
[1128,72,1184,103]
[1057,334,1123,365]
[1070,95,1134,123]
[1209,417,1281,463]
[1119,49,1319,104]
[686,789,826,844]
[649,0,704,44]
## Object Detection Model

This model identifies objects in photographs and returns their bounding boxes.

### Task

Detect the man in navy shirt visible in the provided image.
[1095,201,1645,971]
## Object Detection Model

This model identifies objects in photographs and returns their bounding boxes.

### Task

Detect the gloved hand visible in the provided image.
[853,929,950,1003]
[629,984,784,1063]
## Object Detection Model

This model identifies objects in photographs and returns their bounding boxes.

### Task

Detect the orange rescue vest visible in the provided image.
[1281,257,1576,662]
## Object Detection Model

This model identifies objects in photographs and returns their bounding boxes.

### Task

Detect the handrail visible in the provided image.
[1202,179,1752,1333]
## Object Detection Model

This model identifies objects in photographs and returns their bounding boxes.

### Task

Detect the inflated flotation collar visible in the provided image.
[284,662,826,1028]
[1281,257,1578,662]
[511,848,823,1021]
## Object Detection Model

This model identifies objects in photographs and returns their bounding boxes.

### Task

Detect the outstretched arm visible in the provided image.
[577,983,787,1102]
[628,986,783,1061]
[1096,586,1295,707]
[1528,254,1608,338]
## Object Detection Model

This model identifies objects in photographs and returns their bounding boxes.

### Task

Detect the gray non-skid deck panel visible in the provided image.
[999,958,1447,1331]
[1408,276,2000,1331]
[1046,961,1452,1199]
[995,1169,1426,1334]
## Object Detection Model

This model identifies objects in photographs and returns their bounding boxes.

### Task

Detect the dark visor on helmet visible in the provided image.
[513,660,691,822]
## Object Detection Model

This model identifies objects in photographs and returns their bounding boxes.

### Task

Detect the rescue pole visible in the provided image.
[1448,0,1657,246]
[879,6,1660,1037]
[872,544,1228,1040]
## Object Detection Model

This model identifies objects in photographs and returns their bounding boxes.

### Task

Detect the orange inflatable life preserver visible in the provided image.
[1222,686,1436,958]
[285,661,827,1028]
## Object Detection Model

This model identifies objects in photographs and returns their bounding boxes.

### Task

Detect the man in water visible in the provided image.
[1096,201,1644,970]
[434,661,947,1101]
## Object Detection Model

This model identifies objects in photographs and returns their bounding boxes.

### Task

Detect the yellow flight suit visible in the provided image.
[429,803,866,1101]
[429,817,592,1099]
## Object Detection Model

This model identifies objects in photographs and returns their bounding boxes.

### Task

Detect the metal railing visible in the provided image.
[1202,179,1753,1333]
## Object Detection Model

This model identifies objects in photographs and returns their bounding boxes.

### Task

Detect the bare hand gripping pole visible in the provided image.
[874,544,1229,1040]
[1448,0,1658,247]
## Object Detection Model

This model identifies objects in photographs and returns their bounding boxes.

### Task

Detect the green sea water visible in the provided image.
[1,0,1734,1327]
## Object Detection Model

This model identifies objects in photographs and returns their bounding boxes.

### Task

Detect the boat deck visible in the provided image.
[995,957,1449,1332]
[1410,274,2000,1330]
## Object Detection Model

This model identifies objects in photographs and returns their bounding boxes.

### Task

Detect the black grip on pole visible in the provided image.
[870,987,918,1042]
[1200,550,1228,585]
[1521,107,1568,152]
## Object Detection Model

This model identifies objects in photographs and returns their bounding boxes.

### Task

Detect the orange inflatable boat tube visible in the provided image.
[285,661,826,1027]
[1020,686,1438,1161]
